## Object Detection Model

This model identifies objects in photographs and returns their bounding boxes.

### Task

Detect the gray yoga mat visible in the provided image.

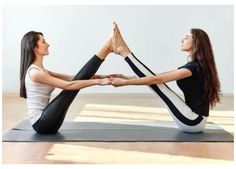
[2,119,234,142]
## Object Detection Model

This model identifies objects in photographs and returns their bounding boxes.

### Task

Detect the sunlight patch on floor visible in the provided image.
[73,104,174,127]
[45,143,232,164]
[72,104,234,132]
[82,104,169,114]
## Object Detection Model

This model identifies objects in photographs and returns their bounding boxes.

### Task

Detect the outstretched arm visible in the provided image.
[29,68,110,90]
[111,68,192,87]
[92,73,137,80]
[48,70,111,81]
[47,70,74,81]
[92,74,111,79]
[109,73,137,80]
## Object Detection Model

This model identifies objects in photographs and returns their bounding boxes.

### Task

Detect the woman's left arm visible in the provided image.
[111,68,192,86]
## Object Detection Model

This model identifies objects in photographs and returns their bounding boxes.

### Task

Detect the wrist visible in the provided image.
[123,79,128,85]
[95,79,100,85]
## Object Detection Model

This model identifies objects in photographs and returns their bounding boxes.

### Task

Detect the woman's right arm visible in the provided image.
[111,69,192,87]
[47,70,74,81]
[109,74,137,80]
[29,68,109,90]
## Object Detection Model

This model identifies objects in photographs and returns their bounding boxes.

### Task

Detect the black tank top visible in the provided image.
[177,61,209,116]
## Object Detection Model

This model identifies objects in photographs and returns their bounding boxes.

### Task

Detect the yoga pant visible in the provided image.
[125,53,207,133]
[32,55,103,134]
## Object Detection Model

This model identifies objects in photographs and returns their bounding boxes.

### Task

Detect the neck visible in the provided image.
[187,51,193,61]
[187,55,192,62]
[33,55,44,68]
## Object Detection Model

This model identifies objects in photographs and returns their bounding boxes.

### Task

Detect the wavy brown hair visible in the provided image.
[20,31,43,98]
[190,28,221,108]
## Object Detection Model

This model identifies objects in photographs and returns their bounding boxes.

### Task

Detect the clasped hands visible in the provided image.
[92,74,129,87]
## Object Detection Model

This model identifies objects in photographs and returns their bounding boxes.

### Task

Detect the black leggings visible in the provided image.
[32,55,103,134]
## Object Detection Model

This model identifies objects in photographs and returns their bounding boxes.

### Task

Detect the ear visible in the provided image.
[33,47,39,56]
[34,46,38,52]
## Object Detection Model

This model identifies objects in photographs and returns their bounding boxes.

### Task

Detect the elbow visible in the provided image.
[63,81,76,90]
[64,86,72,90]
[63,85,72,90]
[152,76,164,84]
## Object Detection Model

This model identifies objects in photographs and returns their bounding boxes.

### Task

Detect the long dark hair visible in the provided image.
[190,28,221,108]
[20,31,43,98]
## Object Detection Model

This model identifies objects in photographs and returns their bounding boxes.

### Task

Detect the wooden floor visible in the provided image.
[2,93,234,164]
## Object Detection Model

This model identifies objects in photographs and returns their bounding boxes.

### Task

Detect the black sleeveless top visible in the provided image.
[177,61,209,116]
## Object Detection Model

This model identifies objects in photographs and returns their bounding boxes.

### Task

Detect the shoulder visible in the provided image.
[179,61,198,68]
[178,61,199,75]
[28,66,49,82]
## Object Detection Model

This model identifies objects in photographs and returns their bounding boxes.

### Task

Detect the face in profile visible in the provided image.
[181,31,193,53]
[34,35,50,56]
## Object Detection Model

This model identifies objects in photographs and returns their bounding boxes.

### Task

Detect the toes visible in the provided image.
[113,21,117,27]
[113,22,119,30]
[114,24,120,32]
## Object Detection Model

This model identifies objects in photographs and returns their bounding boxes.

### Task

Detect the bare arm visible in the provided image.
[92,74,137,80]
[92,74,111,79]
[111,68,192,87]
[48,70,109,81]
[109,73,137,80]
[47,70,74,81]
[29,68,110,90]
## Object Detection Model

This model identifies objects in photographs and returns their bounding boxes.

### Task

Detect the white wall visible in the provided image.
[2,5,234,94]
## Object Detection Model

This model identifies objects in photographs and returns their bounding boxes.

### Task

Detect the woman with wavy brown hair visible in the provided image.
[111,22,221,132]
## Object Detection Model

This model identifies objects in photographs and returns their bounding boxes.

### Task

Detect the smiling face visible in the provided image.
[34,35,50,56]
[181,31,194,54]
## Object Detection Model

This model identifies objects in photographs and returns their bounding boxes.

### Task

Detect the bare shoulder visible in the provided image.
[28,67,49,82]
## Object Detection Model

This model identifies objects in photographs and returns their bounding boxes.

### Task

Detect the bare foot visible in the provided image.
[112,22,131,57]
[97,30,114,60]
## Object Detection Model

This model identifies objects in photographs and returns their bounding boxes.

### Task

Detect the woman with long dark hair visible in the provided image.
[111,23,221,132]
[20,28,114,134]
